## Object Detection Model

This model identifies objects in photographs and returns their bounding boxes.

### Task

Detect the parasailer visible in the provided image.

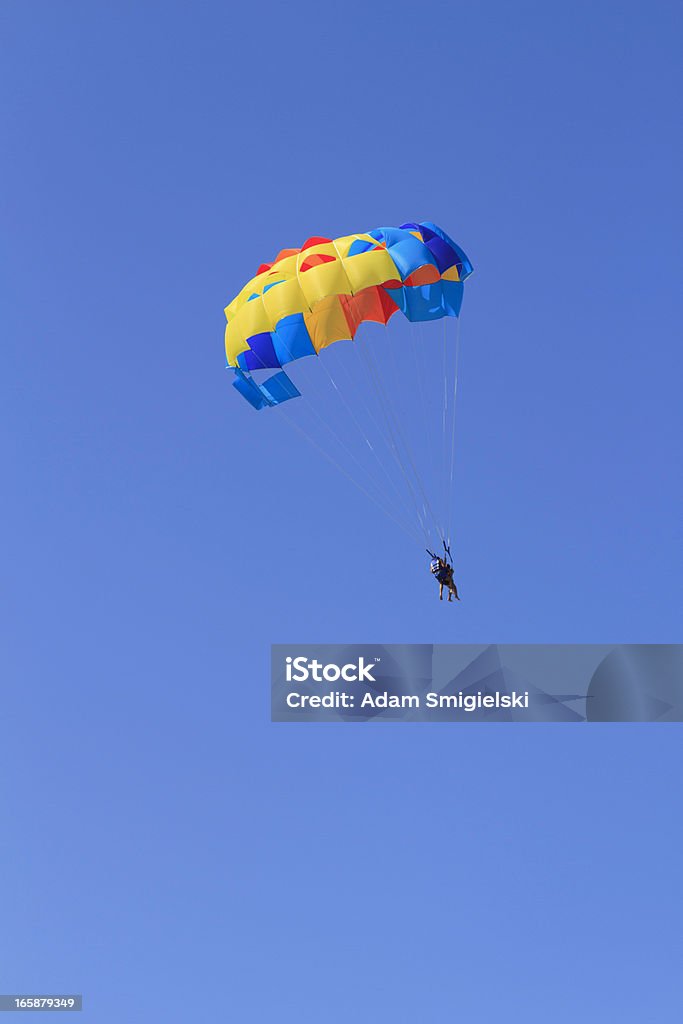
[428,545,460,603]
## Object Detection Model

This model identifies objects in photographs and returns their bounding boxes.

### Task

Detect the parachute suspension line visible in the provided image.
[446,313,462,548]
[315,353,414,519]
[329,346,436,543]
[244,333,420,542]
[294,394,422,540]
[357,339,431,543]
[403,325,436,552]
[329,343,412,485]
[383,336,445,545]
[382,321,435,546]
[441,315,449,543]
[348,337,427,540]
[411,319,440,543]
[358,333,444,546]
[278,407,423,545]
[352,338,431,542]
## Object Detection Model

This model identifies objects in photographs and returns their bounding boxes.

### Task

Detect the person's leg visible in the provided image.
[439,582,443,601]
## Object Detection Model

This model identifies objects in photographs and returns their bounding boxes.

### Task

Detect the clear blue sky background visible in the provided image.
[2,1,682,1020]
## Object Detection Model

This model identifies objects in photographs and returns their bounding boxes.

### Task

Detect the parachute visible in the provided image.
[224,221,473,550]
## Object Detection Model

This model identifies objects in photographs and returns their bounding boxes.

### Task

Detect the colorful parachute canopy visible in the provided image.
[224,221,473,409]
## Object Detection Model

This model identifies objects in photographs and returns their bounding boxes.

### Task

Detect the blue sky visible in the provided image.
[1,1,681,1020]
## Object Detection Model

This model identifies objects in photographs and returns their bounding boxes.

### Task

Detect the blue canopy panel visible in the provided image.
[231,367,301,411]
[416,222,474,281]
[235,316,318,373]
[272,313,317,365]
[260,370,301,405]
[385,281,465,322]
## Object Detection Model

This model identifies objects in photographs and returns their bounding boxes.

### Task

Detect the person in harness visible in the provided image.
[427,545,460,602]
